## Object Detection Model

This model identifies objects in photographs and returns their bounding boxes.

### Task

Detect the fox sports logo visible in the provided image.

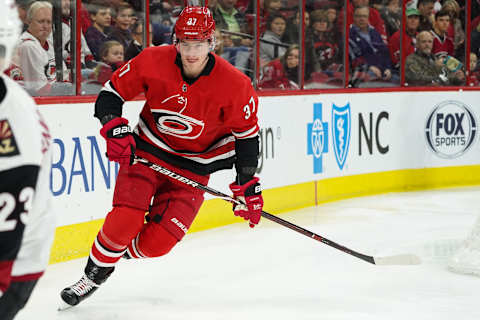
[425,100,477,159]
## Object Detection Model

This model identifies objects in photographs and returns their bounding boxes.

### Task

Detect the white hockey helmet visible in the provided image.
[0,0,22,72]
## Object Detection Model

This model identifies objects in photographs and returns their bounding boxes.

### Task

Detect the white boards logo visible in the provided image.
[425,100,477,159]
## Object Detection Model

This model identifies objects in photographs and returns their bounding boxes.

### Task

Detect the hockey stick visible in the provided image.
[133,156,421,266]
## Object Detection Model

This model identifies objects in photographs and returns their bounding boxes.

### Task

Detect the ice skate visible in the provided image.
[59,258,114,309]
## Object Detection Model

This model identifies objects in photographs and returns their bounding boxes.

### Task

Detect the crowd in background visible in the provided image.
[5,0,480,96]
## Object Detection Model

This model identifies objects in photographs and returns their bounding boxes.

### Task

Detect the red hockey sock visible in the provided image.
[90,206,146,267]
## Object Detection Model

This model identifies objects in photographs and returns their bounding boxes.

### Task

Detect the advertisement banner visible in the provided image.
[41,91,480,226]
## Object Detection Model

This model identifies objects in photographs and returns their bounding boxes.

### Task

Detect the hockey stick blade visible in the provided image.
[373,254,422,266]
[133,156,421,266]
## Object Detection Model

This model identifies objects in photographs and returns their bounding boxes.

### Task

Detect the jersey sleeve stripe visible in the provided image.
[232,125,259,139]
[101,81,125,102]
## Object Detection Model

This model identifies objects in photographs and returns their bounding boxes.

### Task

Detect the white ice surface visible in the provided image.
[16,186,480,320]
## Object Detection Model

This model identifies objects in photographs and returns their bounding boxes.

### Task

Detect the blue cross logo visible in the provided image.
[307,103,329,173]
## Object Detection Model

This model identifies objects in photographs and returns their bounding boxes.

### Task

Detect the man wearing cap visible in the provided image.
[388,8,420,71]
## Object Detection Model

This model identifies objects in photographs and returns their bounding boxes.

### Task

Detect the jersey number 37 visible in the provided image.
[243,96,256,120]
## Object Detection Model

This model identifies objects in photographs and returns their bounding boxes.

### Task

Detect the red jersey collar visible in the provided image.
[175,53,215,85]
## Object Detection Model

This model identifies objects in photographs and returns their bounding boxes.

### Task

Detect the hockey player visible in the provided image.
[0,1,55,319]
[60,5,263,307]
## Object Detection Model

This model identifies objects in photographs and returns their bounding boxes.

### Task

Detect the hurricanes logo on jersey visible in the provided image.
[0,119,20,157]
[151,94,205,139]
[44,58,57,81]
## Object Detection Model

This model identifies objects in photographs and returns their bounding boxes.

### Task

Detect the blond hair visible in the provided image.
[26,1,52,23]
[100,40,123,61]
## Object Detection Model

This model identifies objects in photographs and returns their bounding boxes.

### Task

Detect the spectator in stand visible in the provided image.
[259,0,283,34]
[338,0,388,44]
[442,0,465,57]
[79,2,92,34]
[326,5,338,29]
[430,9,454,60]
[212,0,252,47]
[12,1,69,95]
[468,52,480,86]
[86,1,112,61]
[348,6,393,86]
[125,20,152,60]
[89,40,125,85]
[379,0,401,37]
[210,25,252,77]
[151,15,174,45]
[260,13,288,67]
[405,31,464,85]
[310,10,341,72]
[259,44,300,89]
[99,40,125,71]
[472,21,480,59]
[388,8,420,73]
[235,0,250,13]
[107,4,135,50]
[417,0,435,31]
[15,0,35,32]
[284,9,310,44]
[214,28,225,55]
[58,0,96,72]
[283,9,318,81]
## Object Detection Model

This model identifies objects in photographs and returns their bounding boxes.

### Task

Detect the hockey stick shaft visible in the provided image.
[133,156,420,266]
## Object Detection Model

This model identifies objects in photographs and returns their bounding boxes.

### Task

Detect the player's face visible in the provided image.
[104,45,124,64]
[177,39,210,77]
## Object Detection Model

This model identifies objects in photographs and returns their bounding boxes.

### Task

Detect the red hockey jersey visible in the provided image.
[388,30,416,68]
[105,45,259,175]
[430,30,454,59]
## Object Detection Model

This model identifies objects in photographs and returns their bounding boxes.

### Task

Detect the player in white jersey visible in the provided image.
[0,1,55,319]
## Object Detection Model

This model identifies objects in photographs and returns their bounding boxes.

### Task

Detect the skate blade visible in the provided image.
[58,300,75,311]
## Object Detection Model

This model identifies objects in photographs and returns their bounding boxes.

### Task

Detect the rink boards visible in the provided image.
[41,90,480,263]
